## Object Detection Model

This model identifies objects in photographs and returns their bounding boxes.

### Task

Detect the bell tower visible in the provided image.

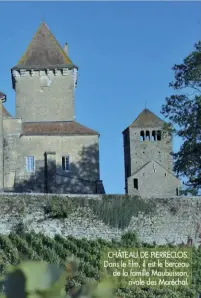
[123,109,174,194]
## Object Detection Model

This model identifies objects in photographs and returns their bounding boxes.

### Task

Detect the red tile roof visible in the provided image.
[21,121,99,136]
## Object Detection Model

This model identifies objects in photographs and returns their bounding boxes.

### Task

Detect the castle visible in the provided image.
[0,23,105,194]
[0,23,181,196]
[122,109,181,197]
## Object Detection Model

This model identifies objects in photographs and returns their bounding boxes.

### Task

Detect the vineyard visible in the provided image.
[0,229,201,298]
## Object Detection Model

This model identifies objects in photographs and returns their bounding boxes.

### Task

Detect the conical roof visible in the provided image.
[129,109,166,128]
[12,23,77,70]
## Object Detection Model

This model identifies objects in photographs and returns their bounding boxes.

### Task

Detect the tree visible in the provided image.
[161,41,201,195]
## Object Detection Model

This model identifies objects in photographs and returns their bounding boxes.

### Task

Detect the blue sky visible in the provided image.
[0,1,200,194]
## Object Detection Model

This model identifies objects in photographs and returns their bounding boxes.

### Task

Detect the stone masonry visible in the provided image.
[123,109,181,197]
[0,193,200,247]
[0,23,105,194]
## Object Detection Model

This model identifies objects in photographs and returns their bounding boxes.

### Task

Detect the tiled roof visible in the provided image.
[21,121,99,136]
[130,109,165,128]
[12,23,77,70]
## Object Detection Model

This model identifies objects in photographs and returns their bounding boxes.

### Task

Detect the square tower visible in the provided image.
[1,23,105,194]
[123,109,181,197]
[11,23,78,122]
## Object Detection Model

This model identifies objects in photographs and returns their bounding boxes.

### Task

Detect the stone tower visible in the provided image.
[11,23,78,122]
[0,91,6,191]
[1,22,105,194]
[123,108,181,197]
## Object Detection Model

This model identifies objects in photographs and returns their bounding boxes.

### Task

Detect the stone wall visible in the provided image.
[127,161,181,197]
[3,130,103,194]
[0,193,201,246]
[129,126,173,175]
[13,69,75,122]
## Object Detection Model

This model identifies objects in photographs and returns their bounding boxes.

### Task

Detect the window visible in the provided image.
[151,131,156,141]
[25,156,35,173]
[62,156,70,171]
[133,178,138,190]
[157,130,161,141]
[176,187,179,196]
[140,131,145,141]
[146,130,150,141]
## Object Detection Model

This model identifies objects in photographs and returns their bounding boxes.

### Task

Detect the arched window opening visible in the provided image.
[146,131,150,141]
[140,131,145,141]
[151,130,156,141]
[157,130,161,141]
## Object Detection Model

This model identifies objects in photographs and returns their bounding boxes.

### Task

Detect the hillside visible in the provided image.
[0,230,200,298]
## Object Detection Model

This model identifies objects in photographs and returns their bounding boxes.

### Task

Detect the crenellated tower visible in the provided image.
[11,23,78,122]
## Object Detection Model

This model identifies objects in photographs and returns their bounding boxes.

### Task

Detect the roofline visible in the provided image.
[122,127,129,134]
[129,160,178,178]
[11,64,78,71]
[22,121,79,124]
[20,133,100,137]
[11,64,78,89]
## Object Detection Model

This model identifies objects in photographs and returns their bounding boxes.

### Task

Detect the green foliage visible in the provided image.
[121,232,140,247]
[43,197,79,219]
[0,232,201,297]
[12,221,27,236]
[161,41,201,194]
[43,195,156,229]
[0,259,115,298]
[87,195,156,229]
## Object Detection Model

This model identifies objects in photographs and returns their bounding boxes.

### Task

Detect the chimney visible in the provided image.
[63,43,68,55]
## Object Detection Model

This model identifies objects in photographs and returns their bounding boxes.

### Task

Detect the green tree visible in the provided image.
[161,41,201,195]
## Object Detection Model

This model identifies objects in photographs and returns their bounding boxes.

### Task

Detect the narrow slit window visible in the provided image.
[133,178,138,190]
[157,130,161,141]
[176,187,179,196]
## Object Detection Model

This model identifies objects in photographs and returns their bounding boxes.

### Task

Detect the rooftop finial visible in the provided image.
[41,12,45,24]
[145,100,147,109]
[63,43,68,55]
